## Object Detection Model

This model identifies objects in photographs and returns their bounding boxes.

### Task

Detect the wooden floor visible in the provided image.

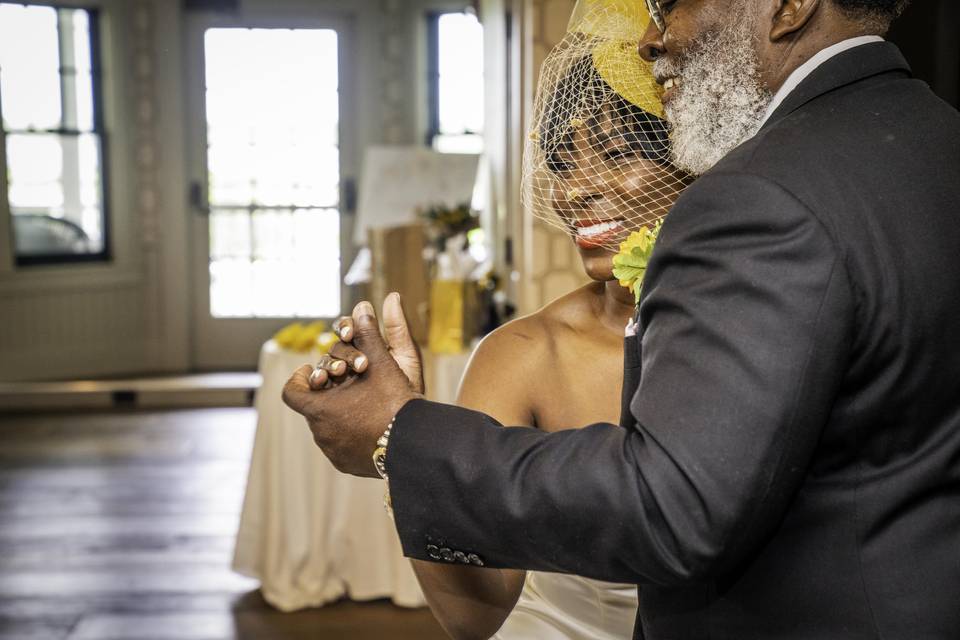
[0,408,448,640]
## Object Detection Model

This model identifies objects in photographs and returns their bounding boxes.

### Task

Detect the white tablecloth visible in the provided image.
[232,341,425,611]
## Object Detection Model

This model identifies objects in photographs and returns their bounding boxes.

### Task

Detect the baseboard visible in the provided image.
[0,373,260,412]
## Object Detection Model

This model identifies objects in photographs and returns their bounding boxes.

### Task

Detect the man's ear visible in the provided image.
[770,0,822,41]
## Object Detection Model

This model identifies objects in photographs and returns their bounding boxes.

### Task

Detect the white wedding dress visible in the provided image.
[492,571,638,639]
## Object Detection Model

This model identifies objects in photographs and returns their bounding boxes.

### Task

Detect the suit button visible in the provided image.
[426,544,441,560]
[439,547,455,562]
[467,553,484,567]
[453,551,468,564]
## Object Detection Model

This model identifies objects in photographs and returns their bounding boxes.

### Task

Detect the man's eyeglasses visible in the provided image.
[644,0,666,33]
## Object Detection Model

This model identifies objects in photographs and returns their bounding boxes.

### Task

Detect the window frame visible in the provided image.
[425,10,442,147]
[0,2,112,267]
[425,9,484,151]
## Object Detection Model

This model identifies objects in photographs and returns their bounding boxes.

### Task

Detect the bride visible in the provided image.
[314,1,690,637]
[407,2,690,638]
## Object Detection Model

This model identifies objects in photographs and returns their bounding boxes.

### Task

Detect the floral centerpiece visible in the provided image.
[273,321,339,354]
[418,202,480,249]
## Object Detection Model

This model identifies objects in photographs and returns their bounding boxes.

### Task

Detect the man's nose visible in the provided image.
[639,19,664,63]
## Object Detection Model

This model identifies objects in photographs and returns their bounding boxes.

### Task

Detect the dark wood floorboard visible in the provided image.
[0,408,448,640]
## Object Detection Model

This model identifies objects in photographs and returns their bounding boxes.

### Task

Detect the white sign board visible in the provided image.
[353,146,480,244]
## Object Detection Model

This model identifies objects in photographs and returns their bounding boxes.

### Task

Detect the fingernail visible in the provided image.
[339,326,351,340]
[310,367,323,383]
[356,301,375,316]
[354,355,367,370]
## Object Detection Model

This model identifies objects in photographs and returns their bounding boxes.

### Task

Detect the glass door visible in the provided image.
[187,13,351,369]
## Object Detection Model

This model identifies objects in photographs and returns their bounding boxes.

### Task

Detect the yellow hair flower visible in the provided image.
[611,220,662,304]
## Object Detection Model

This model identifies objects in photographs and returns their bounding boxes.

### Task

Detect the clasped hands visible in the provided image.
[282,293,424,478]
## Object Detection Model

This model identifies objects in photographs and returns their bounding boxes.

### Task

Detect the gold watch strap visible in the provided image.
[375,417,396,517]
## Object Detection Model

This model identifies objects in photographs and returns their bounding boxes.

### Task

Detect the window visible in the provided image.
[427,11,484,154]
[0,3,109,265]
[202,28,341,318]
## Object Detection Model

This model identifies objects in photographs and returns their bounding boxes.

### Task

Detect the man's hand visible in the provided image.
[310,293,425,393]
[282,296,423,477]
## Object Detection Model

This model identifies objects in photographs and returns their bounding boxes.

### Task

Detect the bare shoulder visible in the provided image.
[461,313,552,393]
[467,282,601,373]
[457,283,603,424]
[535,281,605,333]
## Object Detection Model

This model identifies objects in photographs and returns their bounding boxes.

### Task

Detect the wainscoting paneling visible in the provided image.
[0,283,146,381]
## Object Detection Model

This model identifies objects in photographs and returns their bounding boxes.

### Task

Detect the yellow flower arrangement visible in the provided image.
[611,220,662,304]
[273,321,339,354]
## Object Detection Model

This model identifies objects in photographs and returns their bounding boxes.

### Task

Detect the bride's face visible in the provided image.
[549,106,687,282]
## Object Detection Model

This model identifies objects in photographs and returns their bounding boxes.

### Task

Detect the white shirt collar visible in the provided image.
[759,35,885,127]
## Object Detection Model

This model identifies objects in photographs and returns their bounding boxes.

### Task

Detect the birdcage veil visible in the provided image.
[522,0,688,251]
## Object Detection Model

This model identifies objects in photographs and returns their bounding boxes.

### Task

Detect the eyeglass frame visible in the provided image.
[644,0,666,33]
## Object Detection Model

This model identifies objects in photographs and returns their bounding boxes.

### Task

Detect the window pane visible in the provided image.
[292,208,340,259]
[207,136,255,206]
[0,3,62,130]
[204,28,340,208]
[209,209,252,260]
[59,9,94,131]
[210,258,255,318]
[6,133,64,209]
[71,70,96,132]
[250,208,294,261]
[210,208,340,318]
[71,10,93,74]
[204,28,341,318]
[74,133,104,249]
[12,212,91,256]
[6,132,105,256]
[437,12,484,137]
[2,5,106,261]
[250,143,339,208]
[433,133,485,155]
[77,134,102,209]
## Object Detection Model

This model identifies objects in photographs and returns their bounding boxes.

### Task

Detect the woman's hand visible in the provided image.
[308,293,425,394]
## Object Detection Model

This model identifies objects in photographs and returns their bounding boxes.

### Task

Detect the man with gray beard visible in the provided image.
[651,2,773,175]
[283,0,960,637]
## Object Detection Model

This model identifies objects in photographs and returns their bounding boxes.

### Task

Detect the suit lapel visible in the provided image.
[620,44,911,429]
[761,41,912,131]
[620,332,644,429]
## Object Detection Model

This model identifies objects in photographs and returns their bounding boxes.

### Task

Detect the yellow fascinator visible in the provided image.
[569,0,664,118]
[522,0,685,251]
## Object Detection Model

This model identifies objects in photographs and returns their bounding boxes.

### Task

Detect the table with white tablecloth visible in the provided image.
[232,340,470,612]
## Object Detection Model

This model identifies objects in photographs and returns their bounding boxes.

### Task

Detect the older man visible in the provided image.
[284,0,960,637]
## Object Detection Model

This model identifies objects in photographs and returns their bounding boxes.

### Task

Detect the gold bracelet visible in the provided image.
[373,417,395,517]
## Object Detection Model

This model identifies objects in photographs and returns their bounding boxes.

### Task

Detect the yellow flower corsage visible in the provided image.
[611,220,662,304]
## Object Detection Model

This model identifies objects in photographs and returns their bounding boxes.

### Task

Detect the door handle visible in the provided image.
[342,177,357,215]
[189,181,210,215]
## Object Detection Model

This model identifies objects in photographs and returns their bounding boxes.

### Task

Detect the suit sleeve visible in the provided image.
[388,172,855,586]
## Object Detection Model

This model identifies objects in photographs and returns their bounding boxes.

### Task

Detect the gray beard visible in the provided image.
[654,20,773,176]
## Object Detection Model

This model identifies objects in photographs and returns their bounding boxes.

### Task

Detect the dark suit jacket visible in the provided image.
[388,42,960,639]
